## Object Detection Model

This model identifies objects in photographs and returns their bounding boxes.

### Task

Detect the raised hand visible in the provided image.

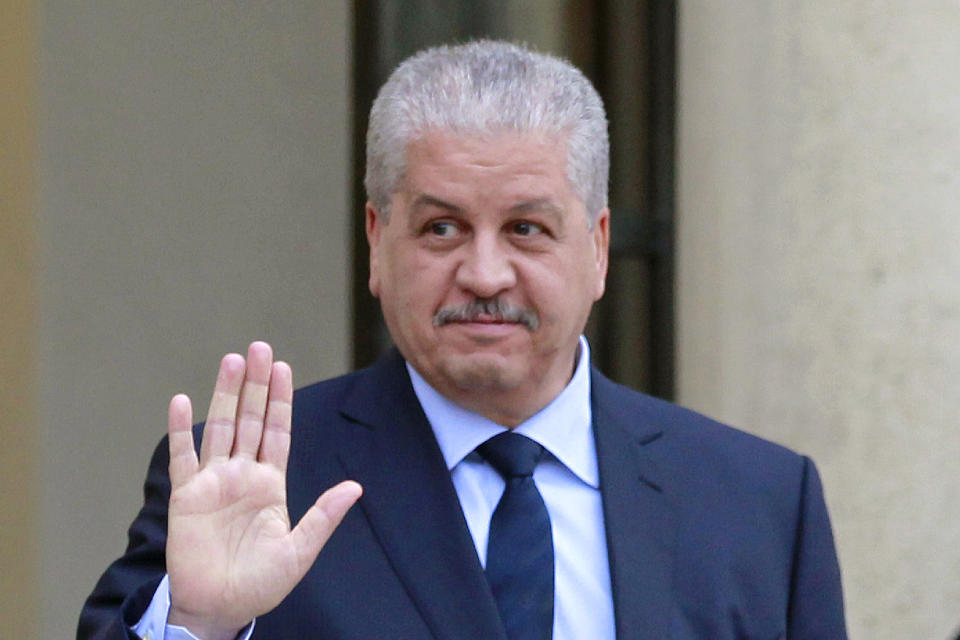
[165,342,362,640]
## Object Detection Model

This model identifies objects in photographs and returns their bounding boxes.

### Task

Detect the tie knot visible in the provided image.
[477,432,545,478]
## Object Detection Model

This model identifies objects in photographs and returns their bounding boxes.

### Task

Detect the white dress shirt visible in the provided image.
[407,336,615,640]
[135,336,615,640]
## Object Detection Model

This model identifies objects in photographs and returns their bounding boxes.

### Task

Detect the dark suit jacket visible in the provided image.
[79,350,847,639]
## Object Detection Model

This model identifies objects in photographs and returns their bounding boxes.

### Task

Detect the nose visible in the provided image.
[455,233,517,298]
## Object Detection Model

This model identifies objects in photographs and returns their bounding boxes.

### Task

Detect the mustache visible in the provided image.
[433,298,540,331]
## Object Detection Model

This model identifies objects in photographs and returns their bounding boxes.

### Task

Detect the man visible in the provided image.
[79,41,847,639]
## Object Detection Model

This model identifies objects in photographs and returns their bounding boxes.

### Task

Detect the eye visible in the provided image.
[511,220,545,236]
[426,220,460,238]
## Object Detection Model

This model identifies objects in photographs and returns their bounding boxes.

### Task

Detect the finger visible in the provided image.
[289,481,362,571]
[259,361,293,471]
[199,352,245,465]
[232,341,273,459]
[168,394,198,490]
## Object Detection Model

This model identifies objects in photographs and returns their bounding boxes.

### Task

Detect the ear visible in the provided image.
[365,201,384,298]
[591,207,610,300]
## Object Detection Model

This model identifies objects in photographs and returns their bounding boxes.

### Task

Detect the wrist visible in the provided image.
[168,607,244,640]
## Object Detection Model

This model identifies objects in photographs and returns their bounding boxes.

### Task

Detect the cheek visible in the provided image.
[521,258,578,296]
[522,257,600,321]
[384,251,449,307]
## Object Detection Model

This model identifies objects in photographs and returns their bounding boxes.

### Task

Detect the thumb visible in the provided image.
[289,480,363,569]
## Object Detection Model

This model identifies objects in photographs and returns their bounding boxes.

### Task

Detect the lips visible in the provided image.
[443,319,526,344]
[466,314,513,324]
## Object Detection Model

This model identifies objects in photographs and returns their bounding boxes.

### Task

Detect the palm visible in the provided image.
[165,343,361,637]
[169,459,292,620]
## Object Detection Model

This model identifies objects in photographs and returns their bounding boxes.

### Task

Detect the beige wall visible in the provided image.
[35,3,352,637]
[678,2,960,638]
[1,0,39,637]
[17,2,960,637]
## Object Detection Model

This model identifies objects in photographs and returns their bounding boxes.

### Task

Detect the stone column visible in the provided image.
[677,2,960,638]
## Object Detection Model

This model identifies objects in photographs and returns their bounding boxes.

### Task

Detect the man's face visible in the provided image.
[366,130,609,425]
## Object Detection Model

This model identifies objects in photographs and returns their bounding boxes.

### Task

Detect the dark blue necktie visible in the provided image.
[478,431,554,640]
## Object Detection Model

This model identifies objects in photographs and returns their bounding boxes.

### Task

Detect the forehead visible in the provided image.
[399,129,574,200]
[406,129,567,175]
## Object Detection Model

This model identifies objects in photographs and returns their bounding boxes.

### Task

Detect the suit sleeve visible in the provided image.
[786,457,848,640]
[77,435,172,640]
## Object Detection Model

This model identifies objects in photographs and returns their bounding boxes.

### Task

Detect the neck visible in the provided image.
[415,342,583,428]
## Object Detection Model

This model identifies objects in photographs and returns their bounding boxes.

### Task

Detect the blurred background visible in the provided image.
[2,1,959,637]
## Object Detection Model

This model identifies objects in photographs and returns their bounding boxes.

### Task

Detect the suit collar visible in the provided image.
[592,368,678,639]
[405,336,599,488]
[337,350,507,640]
[337,352,680,640]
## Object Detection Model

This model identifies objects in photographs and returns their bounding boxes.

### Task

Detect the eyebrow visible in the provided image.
[411,194,462,214]
[412,195,563,215]
[510,198,564,217]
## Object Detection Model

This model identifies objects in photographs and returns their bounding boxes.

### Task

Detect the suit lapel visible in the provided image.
[592,369,678,639]
[337,352,506,640]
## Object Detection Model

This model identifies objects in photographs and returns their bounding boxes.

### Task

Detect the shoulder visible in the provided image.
[591,368,808,487]
[290,349,408,421]
[291,367,371,415]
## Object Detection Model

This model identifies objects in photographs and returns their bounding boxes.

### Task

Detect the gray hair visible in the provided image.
[364,40,609,224]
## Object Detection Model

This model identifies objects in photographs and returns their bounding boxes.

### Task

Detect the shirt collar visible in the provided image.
[406,336,598,489]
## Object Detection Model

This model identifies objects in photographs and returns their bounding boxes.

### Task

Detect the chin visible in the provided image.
[444,353,524,393]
